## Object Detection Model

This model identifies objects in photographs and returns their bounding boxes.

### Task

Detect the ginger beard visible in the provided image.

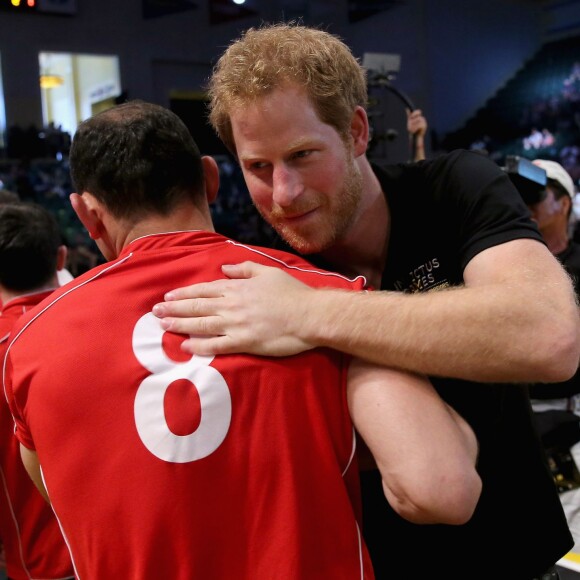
[256,146,364,256]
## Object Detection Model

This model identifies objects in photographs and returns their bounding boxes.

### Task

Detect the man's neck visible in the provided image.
[319,160,389,288]
[118,204,215,255]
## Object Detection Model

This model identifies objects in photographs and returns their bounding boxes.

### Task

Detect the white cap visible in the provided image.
[532,159,576,198]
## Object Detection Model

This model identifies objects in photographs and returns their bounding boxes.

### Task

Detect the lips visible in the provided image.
[277,206,319,222]
[284,211,313,221]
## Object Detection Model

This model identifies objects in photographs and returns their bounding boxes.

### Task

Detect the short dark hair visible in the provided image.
[69,100,205,221]
[0,203,61,292]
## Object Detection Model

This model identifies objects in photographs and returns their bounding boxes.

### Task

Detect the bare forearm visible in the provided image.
[300,284,579,383]
[413,136,426,162]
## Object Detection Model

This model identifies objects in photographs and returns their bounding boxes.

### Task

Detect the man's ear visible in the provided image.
[201,156,220,205]
[351,106,370,157]
[69,192,104,240]
[56,245,68,272]
[561,195,572,215]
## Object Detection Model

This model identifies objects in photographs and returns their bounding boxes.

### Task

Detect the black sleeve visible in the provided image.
[425,150,546,270]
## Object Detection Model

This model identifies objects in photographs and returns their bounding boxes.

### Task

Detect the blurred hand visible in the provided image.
[406,108,428,138]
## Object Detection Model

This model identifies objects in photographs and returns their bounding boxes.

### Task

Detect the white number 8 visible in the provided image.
[132,312,232,463]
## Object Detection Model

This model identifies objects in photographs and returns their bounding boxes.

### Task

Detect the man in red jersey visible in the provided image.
[4,100,480,579]
[0,202,74,580]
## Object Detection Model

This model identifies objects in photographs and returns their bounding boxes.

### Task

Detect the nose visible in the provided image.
[272,165,303,207]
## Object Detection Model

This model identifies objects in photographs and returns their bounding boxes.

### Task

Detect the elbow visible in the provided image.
[383,469,482,525]
[534,316,580,382]
[435,470,482,525]
[558,317,580,380]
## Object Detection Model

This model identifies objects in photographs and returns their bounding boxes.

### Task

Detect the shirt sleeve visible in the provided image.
[3,349,36,451]
[428,150,545,270]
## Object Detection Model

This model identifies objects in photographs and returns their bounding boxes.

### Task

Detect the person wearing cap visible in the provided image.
[528,159,580,556]
[528,159,580,283]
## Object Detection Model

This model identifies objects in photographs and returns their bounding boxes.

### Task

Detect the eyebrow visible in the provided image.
[239,140,312,163]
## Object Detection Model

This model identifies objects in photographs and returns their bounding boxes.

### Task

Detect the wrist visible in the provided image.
[301,288,355,350]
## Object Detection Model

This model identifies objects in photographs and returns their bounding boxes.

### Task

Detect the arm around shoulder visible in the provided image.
[154,248,580,383]
[301,239,580,383]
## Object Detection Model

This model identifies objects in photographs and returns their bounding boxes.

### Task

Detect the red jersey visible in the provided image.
[0,291,74,580]
[4,231,373,579]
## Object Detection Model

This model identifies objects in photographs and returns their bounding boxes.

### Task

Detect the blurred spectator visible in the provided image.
[561,144,580,182]
[469,134,492,156]
[526,160,580,554]
[541,128,556,148]
[40,122,71,160]
[0,203,74,580]
[0,187,75,285]
[64,230,101,277]
[523,127,544,150]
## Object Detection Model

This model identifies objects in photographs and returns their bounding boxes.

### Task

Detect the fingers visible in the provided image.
[161,262,267,301]
[157,312,224,338]
[152,297,221,319]
[221,261,272,279]
[163,280,227,301]
[179,336,235,356]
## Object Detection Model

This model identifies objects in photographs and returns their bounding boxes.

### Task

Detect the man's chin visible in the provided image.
[277,228,328,255]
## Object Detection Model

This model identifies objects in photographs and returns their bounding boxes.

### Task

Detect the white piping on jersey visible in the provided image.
[225,239,368,286]
[40,464,81,580]
[0,461,76,580]
[356,522,365,580]
[343,426,357,478]
[121,231,368,285]
[127,230,200,245]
